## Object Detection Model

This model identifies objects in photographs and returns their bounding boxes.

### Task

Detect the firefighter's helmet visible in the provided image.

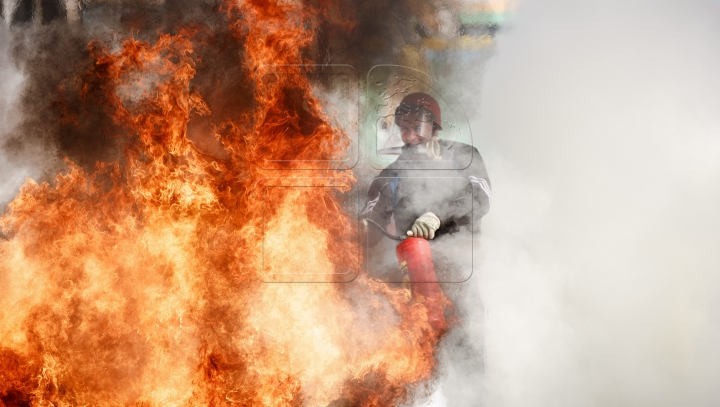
[394,92,443,131]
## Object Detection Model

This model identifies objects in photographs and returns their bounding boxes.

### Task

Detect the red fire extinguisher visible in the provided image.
[396,237,447,332]
[366,219,447,332]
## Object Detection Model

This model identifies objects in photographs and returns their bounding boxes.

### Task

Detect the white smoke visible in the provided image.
[473,0,720,405]
[0,25,31,208]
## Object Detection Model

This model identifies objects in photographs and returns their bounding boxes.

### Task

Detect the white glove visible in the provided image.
[407,212,441,239]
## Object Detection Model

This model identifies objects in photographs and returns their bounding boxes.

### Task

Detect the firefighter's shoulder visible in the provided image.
[441,140,479,155]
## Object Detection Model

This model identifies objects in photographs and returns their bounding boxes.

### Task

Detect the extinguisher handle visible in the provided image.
[363,218,406,241]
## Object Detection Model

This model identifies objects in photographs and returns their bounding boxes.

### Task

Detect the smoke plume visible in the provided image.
[469,0,720,405]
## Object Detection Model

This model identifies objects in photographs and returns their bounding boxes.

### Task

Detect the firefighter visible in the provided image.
[362,92,491,406]
[362,92,491,250]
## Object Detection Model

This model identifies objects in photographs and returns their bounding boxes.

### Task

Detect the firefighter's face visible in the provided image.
[399,117,435,145]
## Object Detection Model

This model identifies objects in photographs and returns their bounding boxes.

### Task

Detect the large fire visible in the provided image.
[0,1,447,406]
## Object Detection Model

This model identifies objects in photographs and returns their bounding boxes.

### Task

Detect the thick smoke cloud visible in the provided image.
[0,24,33,208]
[0,0,458,205]
[1,0,248,181]
[469,0,720,405]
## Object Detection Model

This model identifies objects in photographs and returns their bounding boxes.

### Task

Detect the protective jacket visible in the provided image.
[362,139,491,246]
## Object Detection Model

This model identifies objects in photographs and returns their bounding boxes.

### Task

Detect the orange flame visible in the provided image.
[0,2,444,406]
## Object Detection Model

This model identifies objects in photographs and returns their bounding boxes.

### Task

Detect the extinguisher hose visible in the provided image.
[364,218,405,241]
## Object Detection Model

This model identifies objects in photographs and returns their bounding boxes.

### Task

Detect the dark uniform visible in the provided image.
[363,139,491,251]
[362,138,491,406]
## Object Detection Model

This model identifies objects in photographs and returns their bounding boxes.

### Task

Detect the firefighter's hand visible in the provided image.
[407,212,441,239]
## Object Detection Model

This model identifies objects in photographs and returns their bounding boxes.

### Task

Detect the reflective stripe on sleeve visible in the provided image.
[468,176,492,202]
[361,194,381,215]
